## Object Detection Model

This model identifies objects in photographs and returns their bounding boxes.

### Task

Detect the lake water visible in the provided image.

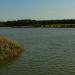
[0,28,75,75]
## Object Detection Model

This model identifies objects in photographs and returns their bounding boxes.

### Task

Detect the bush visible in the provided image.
[0,36,22,63]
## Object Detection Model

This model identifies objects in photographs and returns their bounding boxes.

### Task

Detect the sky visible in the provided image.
[0,0,74,21]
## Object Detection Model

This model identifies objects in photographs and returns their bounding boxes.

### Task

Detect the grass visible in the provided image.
[0,36,22,63]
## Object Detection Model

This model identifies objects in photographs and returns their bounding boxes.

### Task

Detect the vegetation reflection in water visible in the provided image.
[0,36,22,63]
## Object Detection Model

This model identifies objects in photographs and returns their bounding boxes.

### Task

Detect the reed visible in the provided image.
[0,36,22,63]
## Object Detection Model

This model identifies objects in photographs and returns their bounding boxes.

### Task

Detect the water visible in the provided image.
[0,28,75,75]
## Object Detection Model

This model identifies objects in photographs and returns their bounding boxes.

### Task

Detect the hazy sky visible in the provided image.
[0,0,74,21]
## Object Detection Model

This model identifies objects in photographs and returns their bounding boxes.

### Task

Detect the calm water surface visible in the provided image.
[0,28,75,75]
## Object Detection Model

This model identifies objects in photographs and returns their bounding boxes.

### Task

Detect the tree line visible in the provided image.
[0,19,75,27]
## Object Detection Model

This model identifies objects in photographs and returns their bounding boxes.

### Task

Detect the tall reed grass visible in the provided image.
[0,36,22,63]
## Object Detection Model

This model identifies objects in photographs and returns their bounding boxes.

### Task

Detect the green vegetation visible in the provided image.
[0,36,22,63]
[0,19,75,28]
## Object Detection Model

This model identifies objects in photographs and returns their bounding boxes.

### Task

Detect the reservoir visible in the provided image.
[0,28,75,75]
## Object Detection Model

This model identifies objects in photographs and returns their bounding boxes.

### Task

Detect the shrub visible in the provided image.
[0,36,22,63]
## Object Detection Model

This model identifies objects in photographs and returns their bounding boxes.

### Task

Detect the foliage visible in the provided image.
[0,19,75,27]
[0,36,22,63]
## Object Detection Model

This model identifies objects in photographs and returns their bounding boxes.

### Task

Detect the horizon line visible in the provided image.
[1,19,75,22]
